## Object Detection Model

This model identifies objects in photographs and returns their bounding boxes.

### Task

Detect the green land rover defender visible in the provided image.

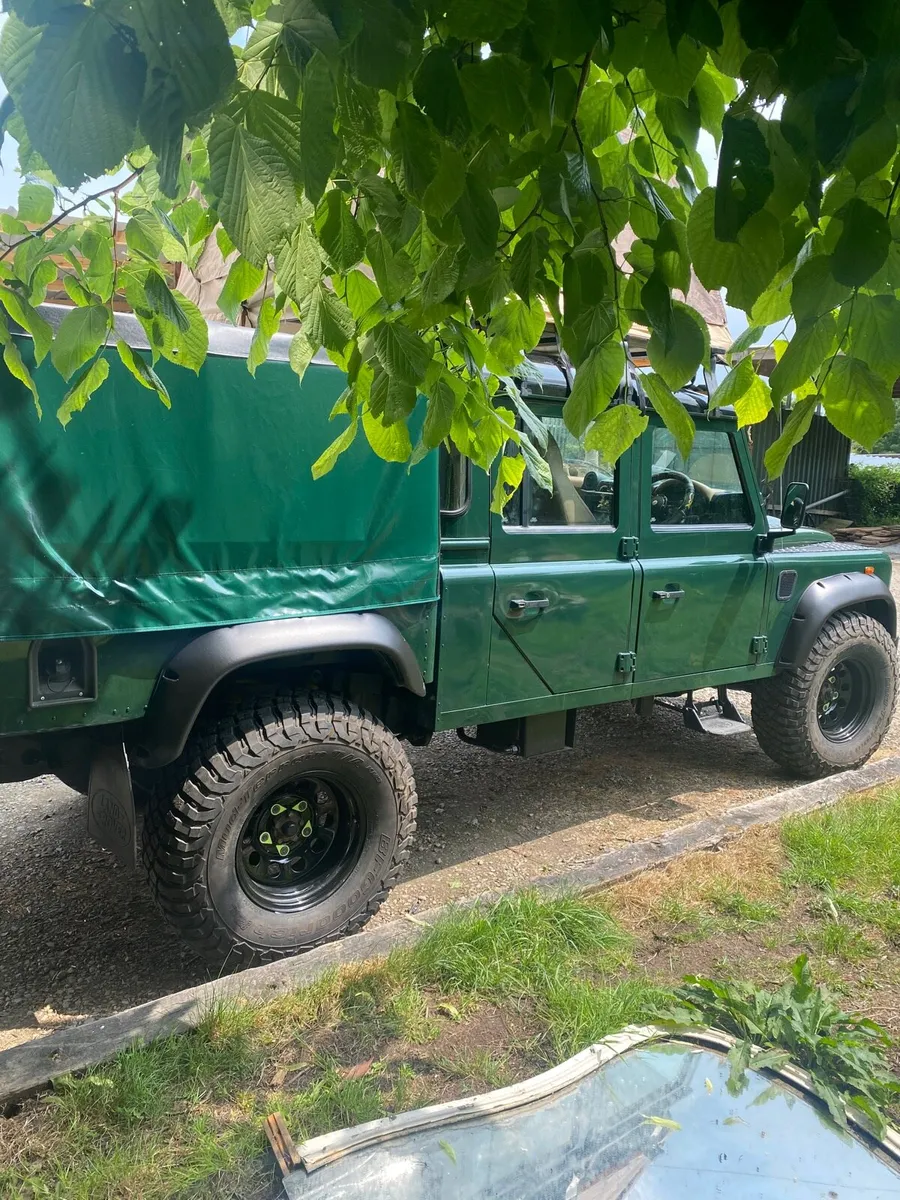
[0,308,896,967]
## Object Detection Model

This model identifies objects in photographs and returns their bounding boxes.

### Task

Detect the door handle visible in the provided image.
[652,589,685,601]
[508,596,550,613]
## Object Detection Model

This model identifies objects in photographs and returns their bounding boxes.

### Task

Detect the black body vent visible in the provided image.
[776,570,798,602]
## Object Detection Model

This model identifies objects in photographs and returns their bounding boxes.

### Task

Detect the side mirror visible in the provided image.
[756,481,810,554]
[781,481,810,531]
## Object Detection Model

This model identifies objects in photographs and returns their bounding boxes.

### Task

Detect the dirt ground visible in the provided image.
[2,569,899,1053]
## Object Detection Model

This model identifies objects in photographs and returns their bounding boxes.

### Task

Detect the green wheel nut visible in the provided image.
[292,800,309,813]
[276,843,291,856]
[259,831,273,845]
[301,820,313,838]
[270,803,286,815]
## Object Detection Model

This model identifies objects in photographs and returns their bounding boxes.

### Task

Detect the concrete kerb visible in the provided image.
[3,755,900,1105]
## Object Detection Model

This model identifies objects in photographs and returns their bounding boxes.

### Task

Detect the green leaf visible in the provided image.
[791,257,851,325]
[116,338,171,408]
[492,451,526,513]
[726,325,764,359]
[316,190,365,273]
[510,228,549,302]
[644,22,705,102]
[423,376,458,448]
[489,297,546,357]
[733,371,772,429]
[654,219,691,293]
[584,403,648,461]
[769,314,836,403]
[367,232,416,305]
[642,372,695,458]
[56,356,109,428]
[648,301,709,391]
[299,51,338,205]
[17,181,52,225]
[686,188,735,291]
[443,0,525,43]
[413,47,471,141]
[344,269,381,322]
[0,287,52,363]
[725,209,783,313]
[363,404,412,461]
[300,285,355,352]
[844,116,897,183]
[274,224,323,305]
[248,296,281,377]
[0,15,42,105]
[832,199,890,287]
[373,320,431,384]
[19,7,145,186]
[218,256,266,324]
[715,113,773,240]
[50,303,111,381]
[764,395,816,478]
[821,355,893,449]
[2,334,41,418]
[422,246,460,308]
[422,145,466,220]
[126,0,235,195]
[311,414,358,479]
[208,114,299,267]
[289,330,318,383]
[454,174,500,262]
[144,272,190,334]
[243,0,338,71]
[140,292,208,373]
[563,339,625,437]
[460,55,528,135]
[438,1137,458,1166]
[126,209,166,262]
[849,294,900,386]
[241,90,304,186]
[579,80,627,146]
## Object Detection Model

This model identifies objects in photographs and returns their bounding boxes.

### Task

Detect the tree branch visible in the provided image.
[0,170,142,265]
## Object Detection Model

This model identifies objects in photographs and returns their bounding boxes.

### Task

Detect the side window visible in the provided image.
[504,412,617,528]
[650,426,751,526]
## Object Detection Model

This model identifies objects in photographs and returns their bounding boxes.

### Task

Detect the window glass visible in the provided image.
[504,413,617,528]
[650,426,751,525]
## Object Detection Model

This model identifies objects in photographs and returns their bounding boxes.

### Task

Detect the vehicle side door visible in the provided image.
[488,400,640,701]
[634,413,769,683]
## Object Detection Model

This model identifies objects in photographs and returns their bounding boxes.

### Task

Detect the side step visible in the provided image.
[682,688,751,737]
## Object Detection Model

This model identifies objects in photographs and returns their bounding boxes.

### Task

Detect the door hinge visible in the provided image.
[750,635,768,659]
[616,651,636,677]
[619,536,639,560]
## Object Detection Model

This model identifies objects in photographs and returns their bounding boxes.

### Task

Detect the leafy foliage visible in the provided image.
[3,0,900,487]
[846,464,900,525]
[664,955,900,1138]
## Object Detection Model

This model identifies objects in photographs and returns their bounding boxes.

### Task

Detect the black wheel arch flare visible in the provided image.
[777,572,897,670]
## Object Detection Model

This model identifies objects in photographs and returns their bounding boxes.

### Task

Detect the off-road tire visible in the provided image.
[752,611,897,779]
[141,692,417,969]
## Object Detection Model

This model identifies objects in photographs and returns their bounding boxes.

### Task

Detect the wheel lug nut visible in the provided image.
[276,843,291,856]
[270,803,287,815]
[301,820,313,838]
[259,831,273,845]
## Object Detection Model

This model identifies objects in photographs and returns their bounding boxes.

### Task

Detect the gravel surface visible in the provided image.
[2,566,900,1053]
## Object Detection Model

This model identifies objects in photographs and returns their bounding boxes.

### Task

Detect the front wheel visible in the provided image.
[142,693,417,969]
[752,611,897,779]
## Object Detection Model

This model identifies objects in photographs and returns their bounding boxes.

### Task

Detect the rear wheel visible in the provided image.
[142,693,417,969]
[752,611,897,778]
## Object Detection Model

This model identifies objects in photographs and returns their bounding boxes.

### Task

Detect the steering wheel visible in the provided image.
[651,470,695,524]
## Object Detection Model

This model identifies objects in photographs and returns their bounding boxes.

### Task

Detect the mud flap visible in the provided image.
[87,741,137,869]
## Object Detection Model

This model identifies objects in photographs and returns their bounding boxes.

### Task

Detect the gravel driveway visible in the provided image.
[2,567,900,1053]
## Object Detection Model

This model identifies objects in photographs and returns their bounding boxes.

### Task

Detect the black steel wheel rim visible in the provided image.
[236,772,363,913]
[817,657,875,743]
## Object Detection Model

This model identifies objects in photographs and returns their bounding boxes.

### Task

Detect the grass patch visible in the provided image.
[783,787,900,894]
[10,791,900,1197]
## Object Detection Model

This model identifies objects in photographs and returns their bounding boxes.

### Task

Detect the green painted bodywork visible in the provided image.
[0,316,890,749]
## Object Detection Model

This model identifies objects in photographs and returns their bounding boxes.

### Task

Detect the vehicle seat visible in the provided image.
[539,435,595,525]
